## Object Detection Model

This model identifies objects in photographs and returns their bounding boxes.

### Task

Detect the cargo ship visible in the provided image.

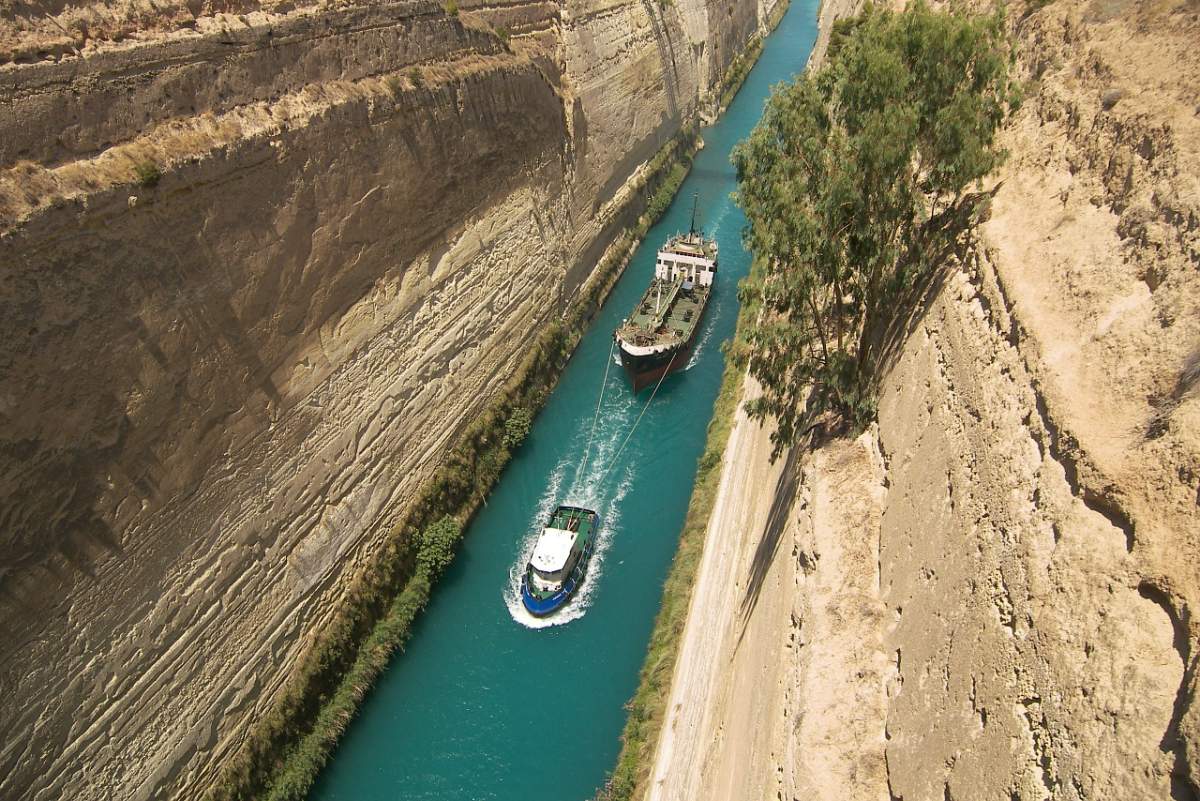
[614,196,717,392]
[520,504,600,617]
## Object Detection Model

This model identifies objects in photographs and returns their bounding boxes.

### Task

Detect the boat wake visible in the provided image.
[685,206,727,371]
[706,201,730,237]
[685,314,716,371]
[504,384,639,629]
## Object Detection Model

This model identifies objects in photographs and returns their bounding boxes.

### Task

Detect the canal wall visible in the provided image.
[643,0,1200,800]
[0,0,782,798]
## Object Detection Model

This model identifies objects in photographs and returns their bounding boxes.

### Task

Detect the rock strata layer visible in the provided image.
[0,0,780,797]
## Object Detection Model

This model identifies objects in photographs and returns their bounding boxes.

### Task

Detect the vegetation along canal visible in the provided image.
[311,3,819,798]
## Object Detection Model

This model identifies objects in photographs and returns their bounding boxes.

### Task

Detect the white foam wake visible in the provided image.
[685,313,716,371]
[704,202,731,240]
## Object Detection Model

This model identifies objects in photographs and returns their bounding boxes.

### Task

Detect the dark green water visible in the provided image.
[310,6,818,798]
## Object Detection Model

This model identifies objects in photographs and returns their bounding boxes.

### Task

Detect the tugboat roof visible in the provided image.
[531,527,576,572]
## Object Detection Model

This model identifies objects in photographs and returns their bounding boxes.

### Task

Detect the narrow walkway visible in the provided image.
[647,376,892,801]
[647,377,796,801]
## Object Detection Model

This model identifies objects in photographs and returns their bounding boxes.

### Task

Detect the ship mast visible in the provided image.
[688,192,699,236]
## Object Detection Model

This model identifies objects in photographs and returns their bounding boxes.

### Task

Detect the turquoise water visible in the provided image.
[310,6,818,799]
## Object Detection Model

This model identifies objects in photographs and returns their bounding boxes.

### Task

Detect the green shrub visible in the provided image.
[826,1,873,62]
[503,407,533,449]
[444,0,458,16]
[644,161,688,222]
[416,516,462,579]
[133,161,162,188]
[409,67,424,88]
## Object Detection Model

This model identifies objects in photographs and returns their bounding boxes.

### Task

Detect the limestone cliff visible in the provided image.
[0,0,780,797]
[647,0,1200,799]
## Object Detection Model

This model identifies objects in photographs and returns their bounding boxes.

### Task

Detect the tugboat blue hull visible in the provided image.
[520,575,578,617]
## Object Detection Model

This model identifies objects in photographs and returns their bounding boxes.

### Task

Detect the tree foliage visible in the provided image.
[732,1,1015,453]
[826,0,874,62]
[503,406,533,449]
[416,516,463,579]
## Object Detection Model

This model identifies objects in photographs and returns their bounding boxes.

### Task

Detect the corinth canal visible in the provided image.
[311,3,819,797]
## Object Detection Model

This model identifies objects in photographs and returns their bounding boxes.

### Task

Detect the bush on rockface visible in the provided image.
[503,406,533,449]
[134,160,162,187]
[416,516,463,579]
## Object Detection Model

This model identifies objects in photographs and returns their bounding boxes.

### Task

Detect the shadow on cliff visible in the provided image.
[1138,580,1200,801]
[735,443,801,643]
[639,0,683,123]
[0,207,289,647]
[0,436,126,647]
[869,189,1000,388]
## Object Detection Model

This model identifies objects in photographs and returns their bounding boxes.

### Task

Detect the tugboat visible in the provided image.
[520,504,600,617]
[615,194,718,392]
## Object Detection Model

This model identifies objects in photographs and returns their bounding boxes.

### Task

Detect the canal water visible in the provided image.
[310,4,818,798]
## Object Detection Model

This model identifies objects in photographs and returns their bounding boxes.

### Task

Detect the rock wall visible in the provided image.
[879,2,1200,796]
[0,0,778,798]
[647,0,1200,799]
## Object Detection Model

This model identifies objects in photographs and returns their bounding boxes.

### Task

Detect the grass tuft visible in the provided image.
[133,160,162,188]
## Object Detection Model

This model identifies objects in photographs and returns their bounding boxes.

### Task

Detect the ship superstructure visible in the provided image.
[614,198,718,392]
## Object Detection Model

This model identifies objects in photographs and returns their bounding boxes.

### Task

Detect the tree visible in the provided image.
[732,1,1015,454]
[503,406,533,449]
[416,516,462,579]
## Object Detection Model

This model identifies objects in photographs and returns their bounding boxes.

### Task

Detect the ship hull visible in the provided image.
[618,340,692,393]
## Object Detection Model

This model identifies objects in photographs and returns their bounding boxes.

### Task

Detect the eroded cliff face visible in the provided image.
[0,0,779,797]
[648,1,1200,799]
[878,2,1200,796]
